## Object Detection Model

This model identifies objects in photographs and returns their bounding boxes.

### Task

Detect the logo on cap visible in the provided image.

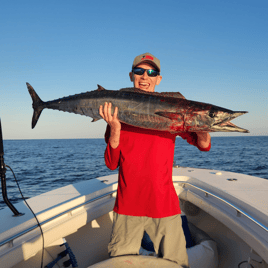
[141,55,154,61]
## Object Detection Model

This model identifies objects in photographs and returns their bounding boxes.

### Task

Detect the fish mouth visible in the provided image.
[211,111,249,133]
[211,122,249,133]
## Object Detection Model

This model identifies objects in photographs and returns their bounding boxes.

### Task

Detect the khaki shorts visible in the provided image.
[108,212,189,267]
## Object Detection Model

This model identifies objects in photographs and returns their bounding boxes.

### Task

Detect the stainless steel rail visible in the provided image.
[0,190,117,247]
[175,181,268,233]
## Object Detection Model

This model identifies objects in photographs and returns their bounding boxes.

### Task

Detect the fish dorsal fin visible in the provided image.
[97,85,106,91]
[119,87,185,99]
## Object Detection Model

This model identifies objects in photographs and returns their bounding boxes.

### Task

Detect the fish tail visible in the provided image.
[26,83,44,129]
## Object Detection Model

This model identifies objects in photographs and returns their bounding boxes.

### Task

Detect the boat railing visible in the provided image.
[175,181,268,233]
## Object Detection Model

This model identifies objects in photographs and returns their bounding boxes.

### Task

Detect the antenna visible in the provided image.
[0,119,23,216]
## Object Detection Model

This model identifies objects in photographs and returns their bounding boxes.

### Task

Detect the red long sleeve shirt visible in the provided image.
[104,123,210,218]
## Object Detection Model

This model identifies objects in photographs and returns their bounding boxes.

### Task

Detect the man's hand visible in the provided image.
[196,132,211,149]
[99,102,121,148]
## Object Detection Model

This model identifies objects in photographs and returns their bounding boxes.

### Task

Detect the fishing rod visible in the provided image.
[0,118,23,216]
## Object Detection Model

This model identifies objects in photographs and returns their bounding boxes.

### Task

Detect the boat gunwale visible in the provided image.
[1,177,267,249]
[0,190,116,248]
[177,181,268,233]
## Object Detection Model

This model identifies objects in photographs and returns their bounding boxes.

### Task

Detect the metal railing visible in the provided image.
[175,181,268,233]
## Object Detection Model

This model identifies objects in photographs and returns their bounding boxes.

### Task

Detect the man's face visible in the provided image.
[129,62,162,92]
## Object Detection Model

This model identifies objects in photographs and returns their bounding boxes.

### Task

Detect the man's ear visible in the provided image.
[156,75,162,85]
[129,72,133,82]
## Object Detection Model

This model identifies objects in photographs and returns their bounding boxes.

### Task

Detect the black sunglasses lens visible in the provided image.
[133,68,145,75]
[147,69,158,77]
[133,68,158,77]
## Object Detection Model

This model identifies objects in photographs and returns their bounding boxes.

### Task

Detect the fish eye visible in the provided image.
[209,111,216,118]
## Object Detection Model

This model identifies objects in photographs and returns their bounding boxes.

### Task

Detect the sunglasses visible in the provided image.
[132,67,159,77]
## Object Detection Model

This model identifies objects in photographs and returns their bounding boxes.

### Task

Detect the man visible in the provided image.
[99,53,211,267]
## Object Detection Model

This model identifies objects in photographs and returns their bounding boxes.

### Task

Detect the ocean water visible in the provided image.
[1,136,267,210]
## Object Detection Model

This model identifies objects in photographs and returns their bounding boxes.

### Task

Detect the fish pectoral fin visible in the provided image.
[155,112,183,121]
[91,118,100,122]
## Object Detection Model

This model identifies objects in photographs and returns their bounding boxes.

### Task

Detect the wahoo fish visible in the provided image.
[27,83,249,133]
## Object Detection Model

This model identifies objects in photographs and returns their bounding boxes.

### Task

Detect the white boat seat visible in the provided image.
[88,255,183,267]
[187,223,218,268]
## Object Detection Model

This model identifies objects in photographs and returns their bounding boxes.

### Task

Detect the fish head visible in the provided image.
[185,105,249,133]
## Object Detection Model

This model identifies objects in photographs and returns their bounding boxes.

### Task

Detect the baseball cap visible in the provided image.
[132,52,161,73]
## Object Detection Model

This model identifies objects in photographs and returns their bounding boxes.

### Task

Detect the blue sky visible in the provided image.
[1,0,267,139]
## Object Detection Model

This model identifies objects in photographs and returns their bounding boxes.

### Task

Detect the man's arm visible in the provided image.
[179,132,211,151]
[99,103,121,170]
[196,132,211,150]
[99,102,121,148]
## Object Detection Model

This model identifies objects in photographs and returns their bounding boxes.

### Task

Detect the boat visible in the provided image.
[0,117,267,268]
[0,163,268,268]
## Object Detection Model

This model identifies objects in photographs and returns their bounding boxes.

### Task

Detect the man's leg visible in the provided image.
[145,214,189,267]
[108,212,145,257]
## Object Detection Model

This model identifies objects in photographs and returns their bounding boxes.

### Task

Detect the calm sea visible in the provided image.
[1,136,267,210]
